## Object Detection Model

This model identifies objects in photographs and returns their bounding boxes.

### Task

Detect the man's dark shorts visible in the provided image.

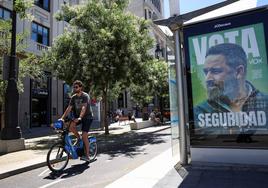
[75,117,93,132]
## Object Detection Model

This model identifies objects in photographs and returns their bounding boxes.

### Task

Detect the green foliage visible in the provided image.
[46,0,154,99]
[0,19,28,55]
[44,0,156,133]
[14,0,34,19]
[43,31,82,86]
[0,20,11,55]
[130,60,169,106]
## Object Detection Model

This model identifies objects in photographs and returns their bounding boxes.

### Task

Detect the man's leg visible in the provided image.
[82,131,90,158]
[81,117,92,161]
[69,121,80,139]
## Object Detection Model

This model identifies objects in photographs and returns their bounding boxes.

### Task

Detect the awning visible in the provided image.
[154,0,243,29]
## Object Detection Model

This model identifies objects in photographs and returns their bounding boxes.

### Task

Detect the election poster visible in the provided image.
[183,7,268,142]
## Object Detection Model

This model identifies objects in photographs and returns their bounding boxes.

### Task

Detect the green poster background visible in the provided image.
[188,23,268,106]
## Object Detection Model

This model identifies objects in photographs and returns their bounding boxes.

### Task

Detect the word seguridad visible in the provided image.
[197,111,267,127]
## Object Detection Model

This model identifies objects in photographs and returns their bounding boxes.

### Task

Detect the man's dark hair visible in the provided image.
[73,80,83,87]
[206,43,247,72]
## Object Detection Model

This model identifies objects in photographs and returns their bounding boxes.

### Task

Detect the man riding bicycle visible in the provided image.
[59,80,93,162]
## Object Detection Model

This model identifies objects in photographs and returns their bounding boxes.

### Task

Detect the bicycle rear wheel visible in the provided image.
[47,143,69,172]
[89,142,97,160]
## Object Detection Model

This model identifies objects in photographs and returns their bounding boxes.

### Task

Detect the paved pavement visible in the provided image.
[154,162,268,188]
[2,119,268,188]
[0,119,170,180]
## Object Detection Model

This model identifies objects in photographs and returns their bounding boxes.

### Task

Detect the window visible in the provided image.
[34,0,50,11]
[0,7,11,20]
[31,22,49,46]
[148,10,152,19]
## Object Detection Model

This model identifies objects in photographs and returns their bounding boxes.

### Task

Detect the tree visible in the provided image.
[14,0,34,19]
[44,0,154,134]
[130,59,169,112]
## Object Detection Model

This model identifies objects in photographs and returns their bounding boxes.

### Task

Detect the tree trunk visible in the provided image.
[159,94,163,122]
[103,91,109,135]
[100,100,105,130]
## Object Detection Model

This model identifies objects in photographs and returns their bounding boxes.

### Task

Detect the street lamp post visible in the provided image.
[155,44,164,120]
[155,44,162,60]
[1,0,21,140]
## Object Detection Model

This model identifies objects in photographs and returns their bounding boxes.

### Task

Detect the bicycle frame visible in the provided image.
[58,124,97,160]
[64,131,79,159]
[47,120,97,172]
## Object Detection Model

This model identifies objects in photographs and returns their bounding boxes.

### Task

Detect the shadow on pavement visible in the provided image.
[98,131,170,159]
[25,125,170,160]
[44,162,90,180]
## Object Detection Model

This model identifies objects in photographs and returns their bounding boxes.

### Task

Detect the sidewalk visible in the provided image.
[0,119,170,180]
[153,162,268,188]
[104,150,268,188]
[2,120,268,188]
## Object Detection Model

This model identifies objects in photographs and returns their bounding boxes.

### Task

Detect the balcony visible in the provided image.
[26,40,49,56]
[37,43,48,51]
[144,0,163,20]
[0,31,48,56]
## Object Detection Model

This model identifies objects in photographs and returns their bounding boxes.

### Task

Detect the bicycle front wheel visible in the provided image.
[47,143,69,172]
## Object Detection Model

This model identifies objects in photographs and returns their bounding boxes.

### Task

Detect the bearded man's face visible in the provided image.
[203,54,239,102]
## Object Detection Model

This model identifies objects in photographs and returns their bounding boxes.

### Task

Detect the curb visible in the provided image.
[138,125,170,135]
[0,125,171,180]
[0,161,47,180]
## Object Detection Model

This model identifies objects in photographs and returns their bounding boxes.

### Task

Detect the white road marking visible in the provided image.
[38,168,50,177]
[106,159,113,163]
[38,179,65,188]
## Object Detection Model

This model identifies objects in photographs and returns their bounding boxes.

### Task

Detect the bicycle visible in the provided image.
[46,120,97,173]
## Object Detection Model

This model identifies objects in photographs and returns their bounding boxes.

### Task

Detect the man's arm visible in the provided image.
[60,105,72,120]
[77,93,90,121]
[78,103,87,121]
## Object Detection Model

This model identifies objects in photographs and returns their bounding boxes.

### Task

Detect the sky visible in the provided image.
[164,0,268,18]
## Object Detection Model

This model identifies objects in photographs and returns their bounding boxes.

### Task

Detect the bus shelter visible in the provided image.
[155,3,268,166]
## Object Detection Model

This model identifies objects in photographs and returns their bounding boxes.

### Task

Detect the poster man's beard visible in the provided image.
[207,79,239,103]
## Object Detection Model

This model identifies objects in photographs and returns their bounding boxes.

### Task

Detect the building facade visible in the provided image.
[0,0,171,134]
[0,0,84,132]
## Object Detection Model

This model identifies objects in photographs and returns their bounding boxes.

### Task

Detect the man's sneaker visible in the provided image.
[80,155,90,162]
